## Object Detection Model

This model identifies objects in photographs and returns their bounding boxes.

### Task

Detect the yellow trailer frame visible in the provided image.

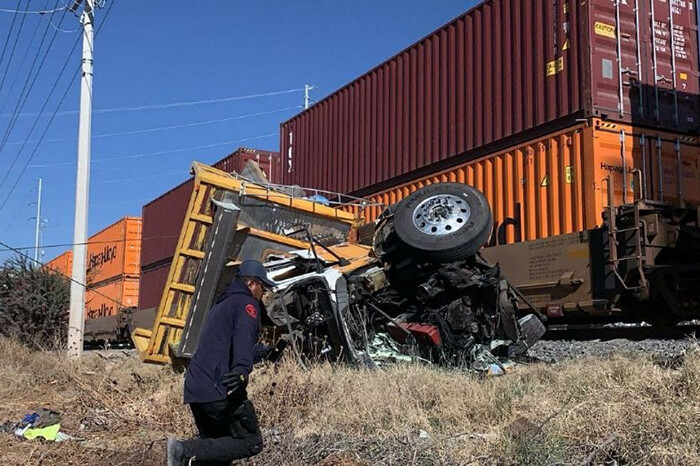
[132,162,363,364]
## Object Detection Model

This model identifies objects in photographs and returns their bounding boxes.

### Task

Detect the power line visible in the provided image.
[0,2,67,159]
[0,23,80,194]
[0,5,67,14]
[0,0,116,212]
[0,67,78,213]
[3,87,307,118]
[47,14,79,33]
[0,237,127,308]
[41,169,186,188]
[0,234,181,253]
[0,2,21,80]
[0,0,30,101]
[27,132,279,167]
[6,105,299,145]
[0,0,50,112]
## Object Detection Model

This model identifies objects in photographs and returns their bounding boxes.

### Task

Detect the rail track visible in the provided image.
[542,323,700,341]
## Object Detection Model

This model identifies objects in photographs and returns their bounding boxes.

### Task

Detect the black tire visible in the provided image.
[393,183,492,262]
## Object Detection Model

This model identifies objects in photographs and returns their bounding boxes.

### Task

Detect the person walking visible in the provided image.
[167,260,274,465]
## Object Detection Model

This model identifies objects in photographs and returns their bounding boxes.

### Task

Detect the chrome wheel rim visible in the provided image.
[412,194,470,236]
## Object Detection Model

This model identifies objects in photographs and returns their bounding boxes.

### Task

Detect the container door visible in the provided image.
[645,134,700,204]
[589,0,646,122]
[593,125,638,215]
[646,0,699,130]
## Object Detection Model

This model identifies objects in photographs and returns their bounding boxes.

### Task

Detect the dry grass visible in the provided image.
[1,337,699,465]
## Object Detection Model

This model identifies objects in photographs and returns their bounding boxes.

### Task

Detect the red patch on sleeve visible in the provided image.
[245,303,258,319]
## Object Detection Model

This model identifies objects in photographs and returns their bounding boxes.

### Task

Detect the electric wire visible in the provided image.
[0,5,67,14]
[0,234,181,252]
[47,14,79,33]
[0,1,21,77]
[0,24,80,194]
[0,1,67,159]
[3,87,307,118]
[0,0,116,213]
[0,0,51,113]
[27,132,279,167]
[6,105,299,145]
[0,0,29,101]
[0,237,127,308]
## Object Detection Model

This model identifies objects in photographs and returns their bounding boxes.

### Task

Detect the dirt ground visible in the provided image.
[1,337,700,465]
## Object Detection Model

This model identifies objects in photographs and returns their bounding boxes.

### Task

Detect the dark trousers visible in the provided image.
[182,393,263,465]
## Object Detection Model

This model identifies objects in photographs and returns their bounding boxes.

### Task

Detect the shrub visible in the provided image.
[0,255,69,349]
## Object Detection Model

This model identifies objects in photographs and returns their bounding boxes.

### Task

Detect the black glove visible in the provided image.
[222,372,248,395]
[253,343,273,364]
[267,339,288,363]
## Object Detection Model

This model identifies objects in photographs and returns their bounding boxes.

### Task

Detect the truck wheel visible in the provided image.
[393,183,492,262]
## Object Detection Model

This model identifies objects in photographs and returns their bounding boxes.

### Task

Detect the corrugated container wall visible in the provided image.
[138,262,170,311]
[353,118,700,245]
[141,148,280,268]
[281,0,699,195]
[86,217,141,286]
[45,251,73,278]
[85,277,140,320]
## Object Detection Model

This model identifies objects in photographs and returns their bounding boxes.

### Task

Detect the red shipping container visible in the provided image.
[280,0,699,195]
[140,148,280,268]
[137,262,171,311]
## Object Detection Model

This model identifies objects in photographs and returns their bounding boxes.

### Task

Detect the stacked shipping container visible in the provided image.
[45,250,73,277]
[45,216,142,322]
[84,217,142,320]
[280,0,700,209]
[352,118,700,244]
[139,147,280,310]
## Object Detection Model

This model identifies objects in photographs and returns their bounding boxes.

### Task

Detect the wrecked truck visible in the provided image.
[132,162,544,370]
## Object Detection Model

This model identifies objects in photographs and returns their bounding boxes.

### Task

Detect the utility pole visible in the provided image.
[33,178,42,262]
[304,84,314,110]
[68,0,94,358]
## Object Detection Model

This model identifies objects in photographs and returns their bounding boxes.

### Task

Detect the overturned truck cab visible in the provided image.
[132,163,544,369]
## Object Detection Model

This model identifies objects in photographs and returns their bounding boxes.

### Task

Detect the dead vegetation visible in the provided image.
[1,336,699,465]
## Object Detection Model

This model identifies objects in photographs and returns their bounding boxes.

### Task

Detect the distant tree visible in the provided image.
[0,255,70,349]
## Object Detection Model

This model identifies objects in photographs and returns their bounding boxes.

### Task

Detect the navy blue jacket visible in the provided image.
[184,279,261,404]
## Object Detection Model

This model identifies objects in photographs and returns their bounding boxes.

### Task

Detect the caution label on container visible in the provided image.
[546,57,565,77]
[540,174,550,187]
[594,22,616,39]
[565,166,574,184]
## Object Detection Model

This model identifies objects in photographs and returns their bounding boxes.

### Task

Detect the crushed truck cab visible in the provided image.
[132,162,544,369]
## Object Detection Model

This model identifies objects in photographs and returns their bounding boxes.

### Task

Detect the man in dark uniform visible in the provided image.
[167,260,274,465]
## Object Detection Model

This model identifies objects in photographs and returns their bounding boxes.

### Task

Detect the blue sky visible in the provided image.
[0,1,476,262]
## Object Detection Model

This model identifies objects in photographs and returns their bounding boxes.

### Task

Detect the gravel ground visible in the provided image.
[527,338,697,363]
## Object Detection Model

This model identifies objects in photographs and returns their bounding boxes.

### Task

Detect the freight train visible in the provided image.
[275,0,700,326]
[49,0,700,345]
[45,217,142,343]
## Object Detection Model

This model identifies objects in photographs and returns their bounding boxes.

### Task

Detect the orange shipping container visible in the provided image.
[87,217,142,286]
[85,277,139,320]
[45,251,73,278]
[358,118,700,245]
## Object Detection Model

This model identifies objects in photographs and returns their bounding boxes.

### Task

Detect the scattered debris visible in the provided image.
[2,408,78,443]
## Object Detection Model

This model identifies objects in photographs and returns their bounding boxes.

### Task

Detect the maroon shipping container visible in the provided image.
[280,0,700,195]
[138,262,170,310]
[141,147,281,268]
